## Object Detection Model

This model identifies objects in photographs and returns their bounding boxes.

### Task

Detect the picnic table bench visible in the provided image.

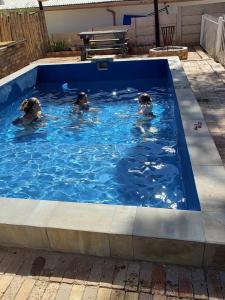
[78,29,129,60]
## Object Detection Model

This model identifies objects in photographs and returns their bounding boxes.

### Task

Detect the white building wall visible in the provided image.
[45,4,157,34]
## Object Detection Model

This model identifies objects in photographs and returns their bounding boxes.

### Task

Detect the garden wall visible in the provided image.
[0,41,29,79]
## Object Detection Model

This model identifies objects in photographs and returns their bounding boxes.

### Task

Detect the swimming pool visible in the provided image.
[0,58,200,210]
[1,57,225,266]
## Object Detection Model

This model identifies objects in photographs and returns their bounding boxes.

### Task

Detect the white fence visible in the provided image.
[200,14,225,66]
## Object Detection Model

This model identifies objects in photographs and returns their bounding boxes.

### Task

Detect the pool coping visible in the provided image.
[0,57,225,267]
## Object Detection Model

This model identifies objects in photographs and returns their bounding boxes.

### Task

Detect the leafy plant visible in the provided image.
[49,40,69,52]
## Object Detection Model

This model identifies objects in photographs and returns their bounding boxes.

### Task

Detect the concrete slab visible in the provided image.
[193,166,225,212]
[185,135,223,166]
[133,207,205,243]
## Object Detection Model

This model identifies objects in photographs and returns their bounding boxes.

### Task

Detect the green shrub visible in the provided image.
[49,40,69,52]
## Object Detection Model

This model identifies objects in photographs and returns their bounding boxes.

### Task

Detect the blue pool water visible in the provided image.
[0,60,200,210]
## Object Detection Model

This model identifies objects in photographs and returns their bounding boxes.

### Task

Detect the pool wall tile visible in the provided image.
[0,65,37,110]
[204,243,225,268]
[133,236,204,266]
[133,207,205,243]
[0,224,50,250]
[46,202,115,233]
[109,234,133,259]
[185,135,223,166]
[193,166,225,212]
[46,228,110,256]
[110,206,137,235]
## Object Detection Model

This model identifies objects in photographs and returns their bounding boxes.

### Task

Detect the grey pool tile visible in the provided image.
[175,88,196,101]
[178,101,205,121]
[46,202,115,233]
[109,234,133,259]
[25,200,59,227]
[193,166,225,212]
[203,211,225,245]
[185,135,223,166]
[204,243,225,267]
[110,206,137,235]
[47,228,110,256]
[133,207,205,243]
[0,224,50,250]
[181,119,212,137]
[133,236,204,266]
[0,198,39,225]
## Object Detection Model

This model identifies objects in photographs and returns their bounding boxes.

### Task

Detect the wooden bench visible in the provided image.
[78,29,128,60]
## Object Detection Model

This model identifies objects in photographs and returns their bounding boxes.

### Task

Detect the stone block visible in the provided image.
[133,236,204,266]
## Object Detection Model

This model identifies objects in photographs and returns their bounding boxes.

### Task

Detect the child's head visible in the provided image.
[76,92,88,106]
[138,93,152,105]
[20,97,41,114]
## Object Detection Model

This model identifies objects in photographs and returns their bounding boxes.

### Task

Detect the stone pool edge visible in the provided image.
[0,57,224,267]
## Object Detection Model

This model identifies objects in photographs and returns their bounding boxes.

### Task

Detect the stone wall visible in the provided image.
[0,40,29,79]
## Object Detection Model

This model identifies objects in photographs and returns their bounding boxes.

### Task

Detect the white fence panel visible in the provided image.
[200,14,225,66]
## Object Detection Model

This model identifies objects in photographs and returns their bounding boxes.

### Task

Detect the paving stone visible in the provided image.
[125,262,140,292]
[1,275,25,300]
[55,283,73,300]
[28,280,49,300]
[151,264,166,295]
[100,259,115,288]
[139,262,152,293]
[62,256,80,285]
[220,271,225,299]
[0,275,14,297]
[152,295,166,300]
[42,282,60,300]
[5,250,26,276]
[110,289,125,300]
[30,256,46,277]
[87,257,104,286]
[124,291,139,300]
[191,268,208,299]
[0,253,17,274]
[112,260,128,290]
[73,256,93,285]
[165,265,178,297]
[96,287,111,300]
[69,284,85,300]
[139,293,152,300]
[207,270,223,300]
[39,253,61,281]
[14,278,36,300]
[50,254,73,283]
[82,286,98,300]
[178,267,193,299]
[18,252,38,277]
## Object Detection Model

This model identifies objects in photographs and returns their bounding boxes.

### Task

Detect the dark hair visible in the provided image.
[139,93,152,105]
[20,97,40,114]
[76,92,88,105]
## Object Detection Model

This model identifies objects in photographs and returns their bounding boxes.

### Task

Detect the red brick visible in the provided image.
[207,270,223,300]
[139,262,152,293]
[191,268,208,299]
[166,265,178,297]
[152,264,166,295]
[178,267,193,299]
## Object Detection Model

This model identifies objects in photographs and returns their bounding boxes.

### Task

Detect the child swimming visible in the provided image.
[12,97,43,126]
[73,92,90,113]
[138,93,155,118]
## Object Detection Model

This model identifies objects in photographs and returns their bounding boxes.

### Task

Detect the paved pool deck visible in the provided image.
[0,246,224,300]
[1,48,225,299]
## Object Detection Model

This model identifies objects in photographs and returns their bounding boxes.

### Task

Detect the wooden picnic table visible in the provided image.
[78,29,129,60]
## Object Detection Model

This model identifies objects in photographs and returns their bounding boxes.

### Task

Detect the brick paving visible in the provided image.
[4,49,223,299]
[0,247,223,300]
[182,46,225,166]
